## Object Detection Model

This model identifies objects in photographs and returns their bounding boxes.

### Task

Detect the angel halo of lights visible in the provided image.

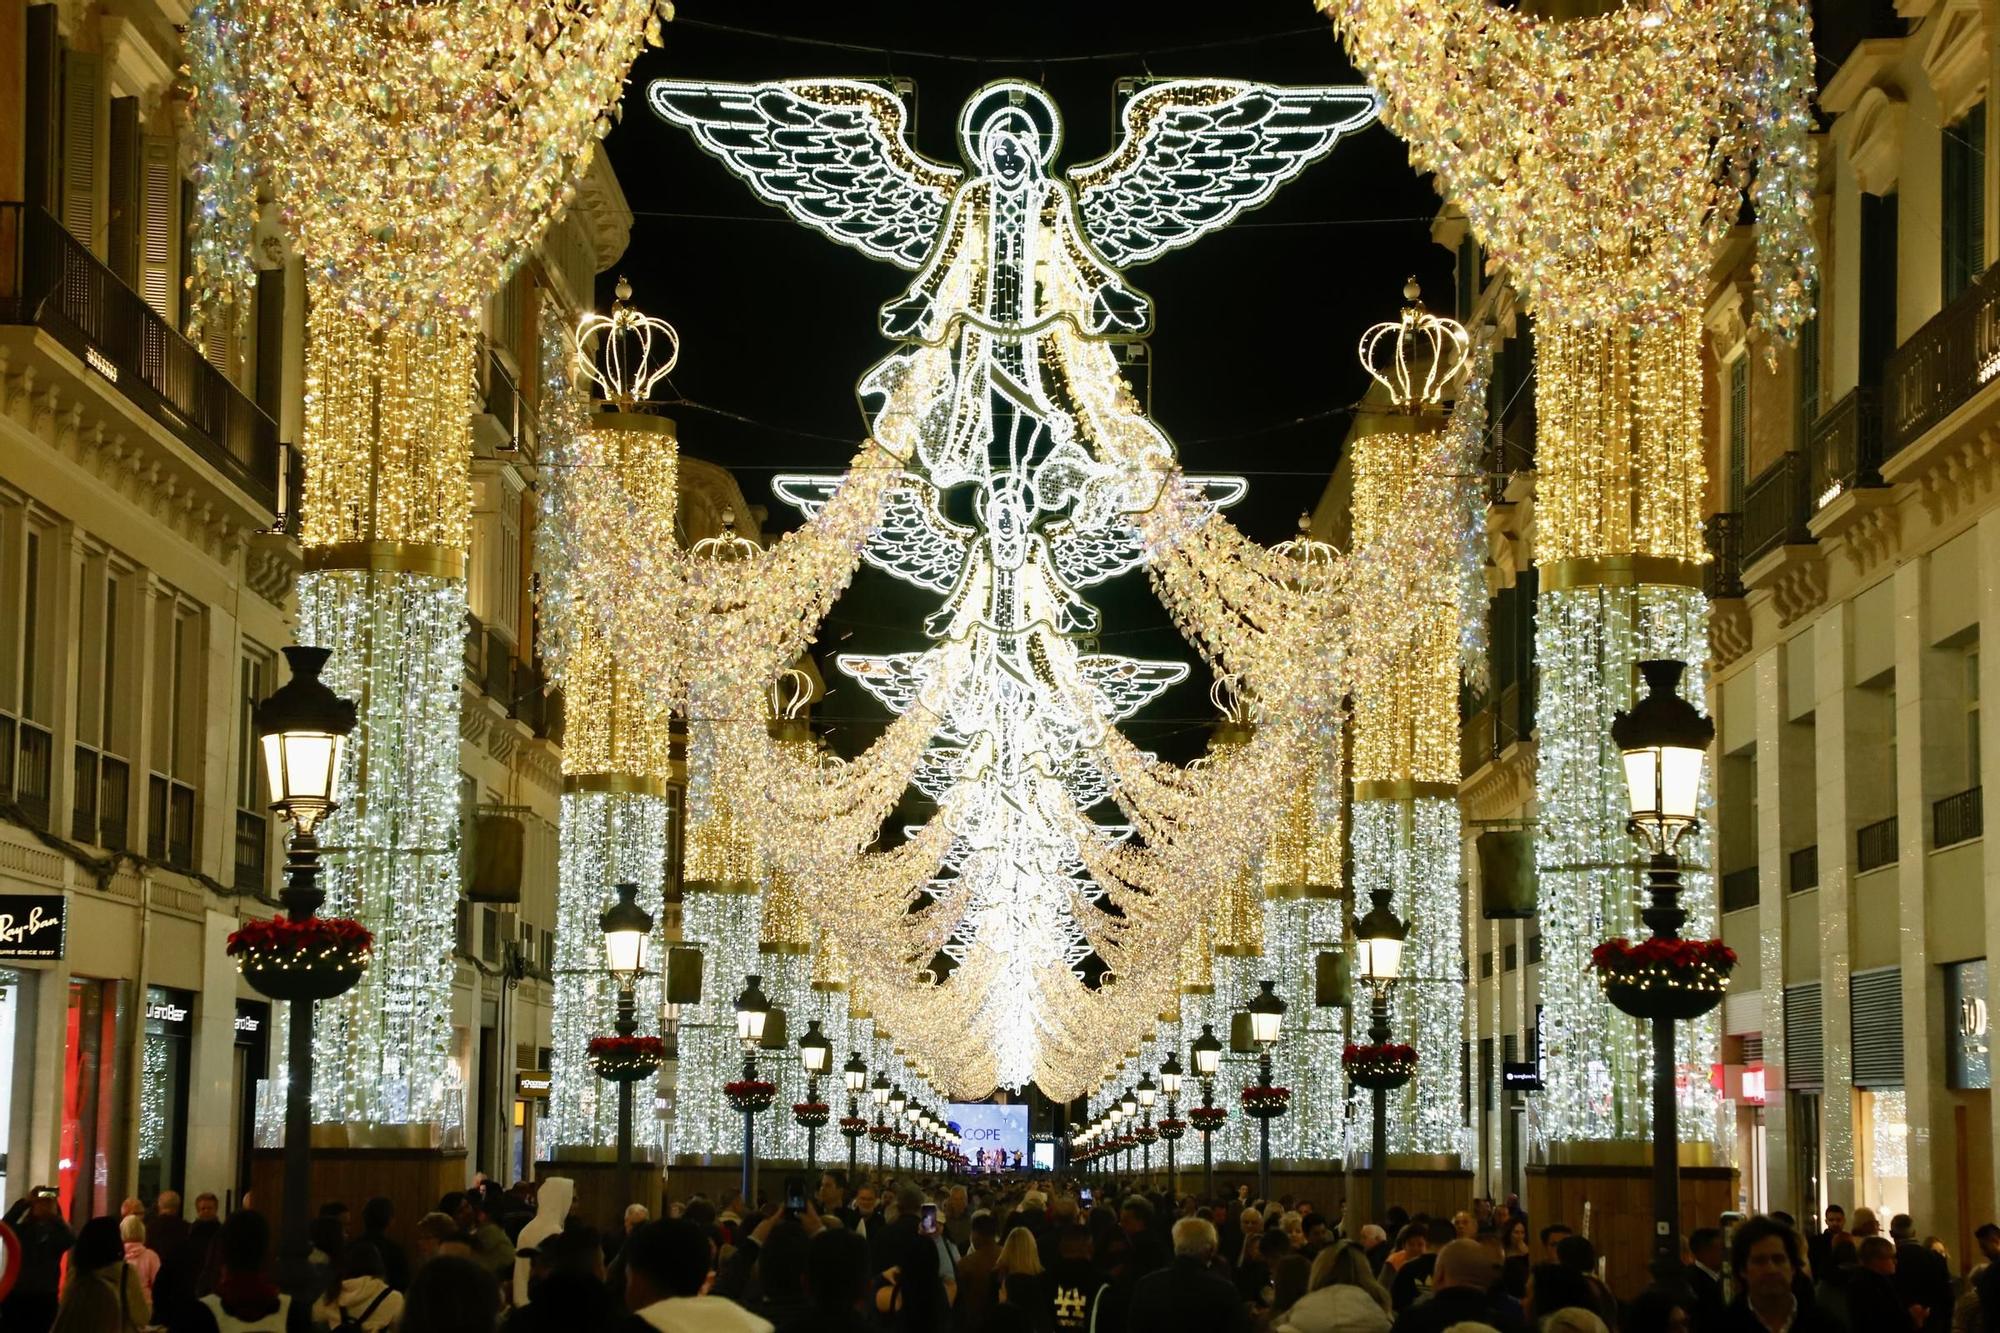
[563,74,1449,1103]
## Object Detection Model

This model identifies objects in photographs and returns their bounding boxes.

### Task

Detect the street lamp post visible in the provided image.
[1136,1073,1157,1186]
[888,1086,908,1170]
[1247,979,1287,1204]
[599,882,654,1214]
[1353,887,1409,1229]
[734,974,771,1205]
[870,1074,891,1171]
[1192,1024,1221,1199]
[250,646,357,1290]
[843,1053,868,1179]
[904,1102,920,1171]
[1159,1053,1183,1198]
[797,1019,832,1173]
[1118,1088,1137,1176]
[1611,659,1720,1281]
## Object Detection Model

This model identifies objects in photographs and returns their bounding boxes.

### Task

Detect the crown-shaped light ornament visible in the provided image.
[574,276,681,407]
[1357,277,1471,414]
[689,506,759,562]
[1270,513,1339,589]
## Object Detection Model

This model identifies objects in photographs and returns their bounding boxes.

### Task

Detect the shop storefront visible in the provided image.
[232,999,270,1202]
[62,978,127,1221]
[139,986,194,1200]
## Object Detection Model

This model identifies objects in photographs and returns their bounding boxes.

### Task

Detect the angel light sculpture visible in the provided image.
[649,77,1377,1096]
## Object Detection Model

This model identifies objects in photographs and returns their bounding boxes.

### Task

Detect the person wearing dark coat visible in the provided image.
[1124,1218,1246,1333]
[1892,1216,1954,1333]
[3,1187,76,1333]
[1685,1227,1729,1330]
[1718,1216,1843,1333]
[1391,1240,1523,1333]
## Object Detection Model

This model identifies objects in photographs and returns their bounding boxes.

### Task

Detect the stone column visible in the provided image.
[1814,600,1858,1210]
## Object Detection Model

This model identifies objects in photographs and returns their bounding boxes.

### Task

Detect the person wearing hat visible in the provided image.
[1386,1238,1523,1333]
[3,1187,77,1333]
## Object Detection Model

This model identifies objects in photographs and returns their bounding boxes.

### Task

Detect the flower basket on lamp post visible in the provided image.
[793,1102,831,1129]
[839,1115,870,1141]
[1155,1118,1186,1141]
[1240,1085,1291,1120]
[1592,938,1735,1021]
[589,1035,665,1084]
[227,917,372,1002]
[1133,1124,1159,1146]
[867,1123,896,1146]
[725,1079,776,1114]
[1188,1105,1227,1133]
[1343,1042,1418,1091]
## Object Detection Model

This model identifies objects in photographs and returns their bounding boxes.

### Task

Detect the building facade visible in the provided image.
[0,0,757,1221]
[1450,0,2000,1260]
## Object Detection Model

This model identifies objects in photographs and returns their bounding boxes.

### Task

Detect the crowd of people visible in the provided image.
[3,1173,1996,1333]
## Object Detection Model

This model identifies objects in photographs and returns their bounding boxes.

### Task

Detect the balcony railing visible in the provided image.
[1809,386,1885,510]
[0,204,281,516]
[13,722,52,832]
[1856,815,1899,873]
[1789,843,1818,892]
[1885,257,2000,459]
[1741,452,1815,566]
[147,774,196,871]
[235,809,269,891]
[1720,866,1760,912]
[1934,785,1984,848]
[1704,512,1745,599]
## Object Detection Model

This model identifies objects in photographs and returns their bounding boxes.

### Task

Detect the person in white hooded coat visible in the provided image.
[1275,1242,1393,1333]
[512,1177,577,1307]
[309,1243,403,1333]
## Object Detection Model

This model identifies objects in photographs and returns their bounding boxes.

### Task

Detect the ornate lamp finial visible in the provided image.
[1358,277,1471,413]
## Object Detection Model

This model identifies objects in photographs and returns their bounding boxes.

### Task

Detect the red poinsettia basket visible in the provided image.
[725,1079,777,1113]
[1188,1105,1227,1133]
[793,1101,831,1128]
[227,916,373,1002]
[1155,1117,1187,1141]
[839,1115,871,1140]
[1343,1041,1418,1091]
[589,1035,664,1083]
[868,1123,897,1144]
[1133,1123,1159,1145]
[890,1130,911,1148]
[1241,1085,1291,1120]
[1591,937,1735,1020]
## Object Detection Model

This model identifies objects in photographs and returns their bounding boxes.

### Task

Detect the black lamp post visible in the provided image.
[1247,979,1287,1204]
[1136,1073,1157,1185]
[734,974,771,1204]
[797,1019,832,1172]
[251,646,357,1291]
[870,1073,891,1171]
[842,1052,868,1178]
[1118,1087,1137,1174]
[1353,887,1408,1229]
[1610,659,1719,1281]
[1159,1053,1183,1198]
[1191,1023,1222,1198]
[888,1086,908,1170]
[599,881,654,1214]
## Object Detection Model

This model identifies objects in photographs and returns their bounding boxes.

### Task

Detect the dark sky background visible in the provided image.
[601,0,1449,765]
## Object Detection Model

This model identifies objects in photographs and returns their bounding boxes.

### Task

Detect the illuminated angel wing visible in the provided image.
[1045,474,1248,589]
[773,472,972,593]
[646,79,965,270]
[1067,81,1379,267]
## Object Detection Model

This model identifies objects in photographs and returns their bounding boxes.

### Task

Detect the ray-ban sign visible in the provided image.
[0,894,66,959]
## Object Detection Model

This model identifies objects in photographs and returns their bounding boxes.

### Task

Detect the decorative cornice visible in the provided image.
[1838,86,1910,196]
[1920,0,1988,123]
[1914,426,2000,525]
[1462,743,1535,822]
[1710,599,1753,671]
[1769,556,1828,626]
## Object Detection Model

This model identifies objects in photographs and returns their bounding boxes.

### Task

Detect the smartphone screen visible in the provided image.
[920,1203,939,1235]
[785,1174,806,1212]
[1079,1189,1093,1206]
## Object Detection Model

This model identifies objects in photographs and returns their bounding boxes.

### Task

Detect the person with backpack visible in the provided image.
[309,1241,401,1333]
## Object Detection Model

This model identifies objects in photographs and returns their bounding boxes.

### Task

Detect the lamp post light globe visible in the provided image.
[1613,659,1715,852]
[1159,1054,1183,1100]
[888,1085,908,1118]
[844,1052,868,1096]
[1119,1088,1138,1118]
[254,646,357,838]
[871,1073,892,1107]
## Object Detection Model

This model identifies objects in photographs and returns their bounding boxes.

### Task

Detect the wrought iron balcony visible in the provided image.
[1884,257,2000,460]
[1855,815,1899,873]
[1934,785,1983,848]
[1704,513,1745,599]
[1740,452,1815,566]
[0,203,281,516]
[1808,385,1885,510]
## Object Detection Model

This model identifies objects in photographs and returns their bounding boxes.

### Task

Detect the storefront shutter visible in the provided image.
[140,135,181,323]
[59,48,106,254]
[1850,967,1905,1088]
[1784,982,1822,1089]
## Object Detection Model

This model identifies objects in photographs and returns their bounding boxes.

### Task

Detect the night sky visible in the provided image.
[600,0,1449,764]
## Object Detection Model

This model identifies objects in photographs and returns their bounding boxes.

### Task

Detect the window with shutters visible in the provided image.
[140,136,181,323]
[1849,967,1904,1087]
[59,47,106,255]
[107,97,141,285]
[1784,982,1824,1089]
[0,504,59,831]
[1944,102,1987,302]
[1728,355,1750,507]
[1795,316,1821,450]
[70,548,134,849]
[146,599,204,870]
[235,651,275,890]
[1860,193,1899,387]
